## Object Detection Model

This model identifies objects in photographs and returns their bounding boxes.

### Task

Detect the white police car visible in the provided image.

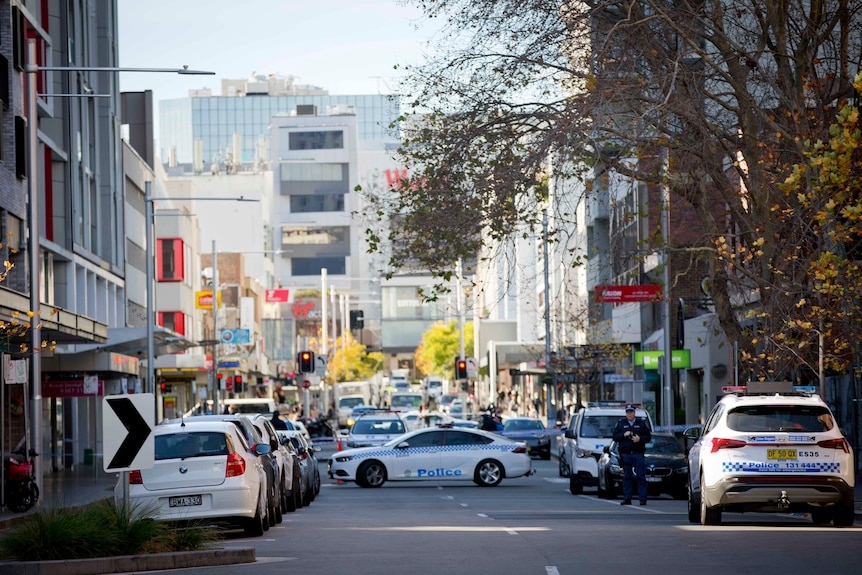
[684,382,855,526]
[329,424,534,487]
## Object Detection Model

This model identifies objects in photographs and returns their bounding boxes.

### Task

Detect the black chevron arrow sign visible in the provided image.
[106,396,152,470]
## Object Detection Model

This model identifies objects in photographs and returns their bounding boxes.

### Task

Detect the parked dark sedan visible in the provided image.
[597,434,688,500]
[502,417,552,460]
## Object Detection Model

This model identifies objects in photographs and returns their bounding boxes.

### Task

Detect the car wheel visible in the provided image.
[274,482,284,524]
[303,479,313,506]
[244,504,265,537]
[474,459,504,487]
[279,477,289,514]
[811,510,832,525]
[569,475,583,495]
[558,452,570,477]
[687,477,700,523]
[605,476,617,499]
[699,475,721,525]
[832,505,855,527]
[267,488,278,527]
[356,460,387,488]
[313,470,321,497]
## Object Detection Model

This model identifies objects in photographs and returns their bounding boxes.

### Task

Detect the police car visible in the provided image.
[329,424,534,487]
[345,410,408,448]
[684,382,855,526]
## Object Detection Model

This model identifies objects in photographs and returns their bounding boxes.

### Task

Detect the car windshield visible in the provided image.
[504,420,545,431]
[225,402,272,414]
[352,420,406,435]
[725,405,834,432]
[155,432,229,460]
[390,395,423,408]
[646,436,683,454]
[579,416,620,438]
[340,397,366,409]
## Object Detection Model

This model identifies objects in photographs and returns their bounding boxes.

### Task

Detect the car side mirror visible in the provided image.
[682,427,701,440]
[338,429,349,436]
[564,428,576,439]
[603,446,609,454]
[396,441,410,449]
[254,443,271,456]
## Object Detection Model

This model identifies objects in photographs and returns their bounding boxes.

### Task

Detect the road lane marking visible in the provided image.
[460,503,469,507]
[546,567,560,575]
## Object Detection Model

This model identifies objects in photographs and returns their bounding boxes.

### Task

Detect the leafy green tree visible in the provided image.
[325,333,384,383]
[415,320,475,380]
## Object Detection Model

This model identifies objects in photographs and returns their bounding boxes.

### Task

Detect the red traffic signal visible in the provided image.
[298,350,315,373]
[455,358,468,379]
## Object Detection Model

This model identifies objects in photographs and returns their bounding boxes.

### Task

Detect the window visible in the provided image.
[292,257,345,276]
[445,431,492,446]
[288,130,344,150]
[290,194,344,213]
[281,226,348,247]
[158,311,186,336]
[406,431,443,448]
[280,163,343,181]
[157,238,184,281]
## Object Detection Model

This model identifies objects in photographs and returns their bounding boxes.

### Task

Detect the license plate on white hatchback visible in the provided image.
[169,495,202,507]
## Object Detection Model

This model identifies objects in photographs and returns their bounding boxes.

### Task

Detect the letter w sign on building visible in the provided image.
[103,394,154,472]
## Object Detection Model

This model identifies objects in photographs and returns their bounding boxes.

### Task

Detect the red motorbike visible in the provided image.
[3,450,39,512]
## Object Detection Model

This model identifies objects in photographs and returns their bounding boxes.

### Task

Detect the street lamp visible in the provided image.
[25,37,214,493]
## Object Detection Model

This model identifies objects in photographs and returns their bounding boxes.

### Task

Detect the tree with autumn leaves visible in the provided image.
[414,320,475,381]
[363,0,862,385]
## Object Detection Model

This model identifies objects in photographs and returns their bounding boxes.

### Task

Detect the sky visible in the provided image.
[117,0,438,102]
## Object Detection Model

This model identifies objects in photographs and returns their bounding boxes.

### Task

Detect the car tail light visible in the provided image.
[299,452,308,460]
[226,452,246,477]
[511,446,527,454]
[129,470,143,484]
[710,438,747,453]
[817,438,851,453]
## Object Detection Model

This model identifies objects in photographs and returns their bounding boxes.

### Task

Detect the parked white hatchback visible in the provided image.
[119,420,272,536]
[684,382,855,526]
[329,423,534,487]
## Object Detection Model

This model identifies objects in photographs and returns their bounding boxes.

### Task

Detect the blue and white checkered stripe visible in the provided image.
[721,461,841,473]
[350,444,519,461]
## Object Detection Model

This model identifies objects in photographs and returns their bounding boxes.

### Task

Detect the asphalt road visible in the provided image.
[156,450,860,575]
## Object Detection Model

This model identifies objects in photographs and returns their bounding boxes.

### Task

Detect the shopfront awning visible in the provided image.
[60,326,197,356]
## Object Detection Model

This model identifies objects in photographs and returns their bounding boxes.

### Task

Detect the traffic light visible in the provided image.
[298,350,315,373]
[455,358,468,379]
[216,372,223,389]
[349,309,364,330]
[235,375,244,393]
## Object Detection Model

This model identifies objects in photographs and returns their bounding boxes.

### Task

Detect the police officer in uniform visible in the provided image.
[612,405,651,505]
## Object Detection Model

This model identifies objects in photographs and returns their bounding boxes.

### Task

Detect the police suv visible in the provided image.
[684,382,855,526]
[560,402,653,495]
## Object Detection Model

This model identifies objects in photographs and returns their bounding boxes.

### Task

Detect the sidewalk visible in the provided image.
[0,465,118,529]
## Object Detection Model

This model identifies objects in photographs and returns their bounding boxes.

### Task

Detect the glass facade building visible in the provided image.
[160,94,400,168]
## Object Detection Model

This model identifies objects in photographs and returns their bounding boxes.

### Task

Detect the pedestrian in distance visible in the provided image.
[271,410,288,430]
[612,405,651,506]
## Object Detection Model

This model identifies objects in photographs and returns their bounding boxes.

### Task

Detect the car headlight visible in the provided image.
[538,437,549,444]
[610,464,622,474]
[676,466,689,474]
[334,455,353,463]
[575,447,592,458]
